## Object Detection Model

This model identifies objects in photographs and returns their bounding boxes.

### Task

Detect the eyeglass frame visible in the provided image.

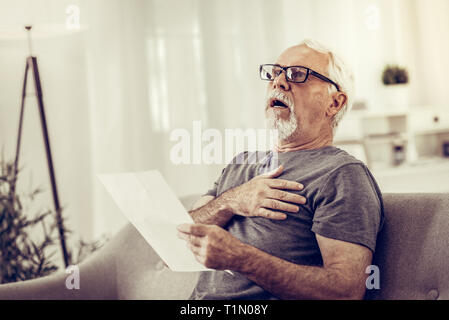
[259,64,341,92]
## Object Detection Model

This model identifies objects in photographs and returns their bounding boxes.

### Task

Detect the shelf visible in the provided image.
[335,105,449,172]
[364,133,408,144]
[414,128,449,136]
[348,108,408,119]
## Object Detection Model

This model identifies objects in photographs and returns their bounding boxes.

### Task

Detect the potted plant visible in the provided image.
[0,157,105,284]
[381,64,410,109]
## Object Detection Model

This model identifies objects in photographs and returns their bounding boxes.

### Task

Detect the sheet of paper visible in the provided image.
[98,170,211,272]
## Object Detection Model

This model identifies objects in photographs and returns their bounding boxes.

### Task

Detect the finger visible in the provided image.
[261,199,299,213]
[267,179,303,190]
[258,165,284,179]
[177,231,190,241]
[267,189,307,205]
[187,241,202,255]
[177,223,208,236]
[189,245,206,265]
[190,237,203,247]
[177,223,192,233]
[177,231,204,247]
[256,208,287,220]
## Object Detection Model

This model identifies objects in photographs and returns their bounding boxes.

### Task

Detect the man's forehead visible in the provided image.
[275,44,330,75]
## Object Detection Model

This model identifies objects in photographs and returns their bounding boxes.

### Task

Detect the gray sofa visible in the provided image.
[1,193,448,300]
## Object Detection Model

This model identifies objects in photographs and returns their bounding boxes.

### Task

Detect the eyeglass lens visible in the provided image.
[261,65,308,82]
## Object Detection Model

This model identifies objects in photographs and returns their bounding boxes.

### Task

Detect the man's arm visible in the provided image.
[177,224,372,300]
[188,194,235,227]
[238,234,371,299]
[188,165,306,227]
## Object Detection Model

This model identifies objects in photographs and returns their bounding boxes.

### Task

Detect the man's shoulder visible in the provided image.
[318,147,383,206]
[324,147,367,171]
[289,146,375,192]
[320,147,374,184]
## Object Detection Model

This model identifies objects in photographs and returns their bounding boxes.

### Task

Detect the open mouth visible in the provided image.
[270,99,289,109]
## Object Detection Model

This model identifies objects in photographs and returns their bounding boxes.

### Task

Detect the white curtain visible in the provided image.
[1,0,449,241]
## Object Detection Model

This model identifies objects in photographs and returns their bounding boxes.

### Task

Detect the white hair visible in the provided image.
[300,39,355,131]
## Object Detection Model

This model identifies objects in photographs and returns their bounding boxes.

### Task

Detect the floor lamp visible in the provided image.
[13,26,69,268]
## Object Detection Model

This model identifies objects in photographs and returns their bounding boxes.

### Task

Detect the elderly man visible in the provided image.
[0,39,383,302]
[177,39,384,300]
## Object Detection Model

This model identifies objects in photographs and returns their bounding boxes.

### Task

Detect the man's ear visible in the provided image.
[326,91,347,118]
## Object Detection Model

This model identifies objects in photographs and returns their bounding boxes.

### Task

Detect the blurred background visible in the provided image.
[1,0,449,247]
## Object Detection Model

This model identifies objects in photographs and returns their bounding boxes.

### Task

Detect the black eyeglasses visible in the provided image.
[259,64,340,92]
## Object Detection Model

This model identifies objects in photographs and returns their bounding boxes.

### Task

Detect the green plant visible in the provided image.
[0,157,105,284]
[382,65,409,85]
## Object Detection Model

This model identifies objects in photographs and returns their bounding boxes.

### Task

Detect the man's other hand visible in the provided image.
[226,165,306,220]
[177,223,247,271]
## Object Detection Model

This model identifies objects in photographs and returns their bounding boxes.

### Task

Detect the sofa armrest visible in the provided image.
[0,232,118,299]
[0,194,202,300]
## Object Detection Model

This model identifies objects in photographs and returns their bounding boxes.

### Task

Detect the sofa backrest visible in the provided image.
[366,193,449,300]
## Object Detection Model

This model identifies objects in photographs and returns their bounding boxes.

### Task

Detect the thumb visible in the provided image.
[259,165,283,178]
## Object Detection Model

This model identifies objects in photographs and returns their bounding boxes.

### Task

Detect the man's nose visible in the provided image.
[272,72,290,91]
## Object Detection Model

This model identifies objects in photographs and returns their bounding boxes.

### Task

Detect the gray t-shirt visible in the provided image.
[190,146,384,300]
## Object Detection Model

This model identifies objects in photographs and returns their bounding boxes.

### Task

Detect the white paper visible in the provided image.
[98,170,211,272]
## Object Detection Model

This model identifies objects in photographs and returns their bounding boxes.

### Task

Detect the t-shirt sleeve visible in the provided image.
[203,167,225,197]
[311,163,383,252]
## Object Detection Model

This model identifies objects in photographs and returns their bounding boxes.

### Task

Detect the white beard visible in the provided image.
[265,108,298,142]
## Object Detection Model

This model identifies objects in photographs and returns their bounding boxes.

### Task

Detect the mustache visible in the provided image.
[265,90,294,111]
